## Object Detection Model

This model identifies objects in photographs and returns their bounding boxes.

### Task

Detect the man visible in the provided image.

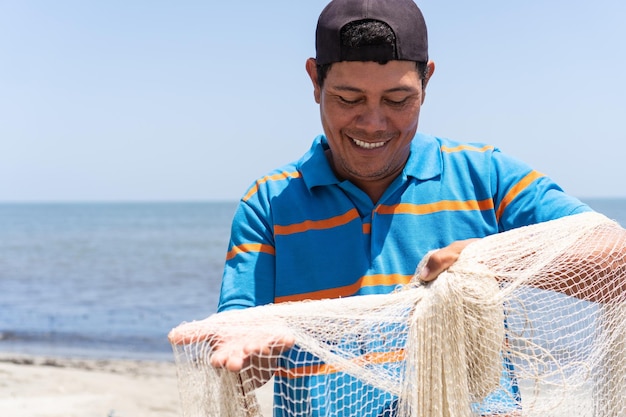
[212,0,591,415]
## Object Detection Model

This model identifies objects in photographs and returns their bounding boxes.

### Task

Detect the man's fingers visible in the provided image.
[419,238,479,282]
[210,346,247,371]
[210,333,296,372]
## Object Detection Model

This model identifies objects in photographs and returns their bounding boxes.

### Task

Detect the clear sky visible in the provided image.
[1,0,624,202]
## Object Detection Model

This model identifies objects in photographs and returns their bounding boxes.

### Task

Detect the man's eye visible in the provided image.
[338,96,361,105]
[385,98,408,106]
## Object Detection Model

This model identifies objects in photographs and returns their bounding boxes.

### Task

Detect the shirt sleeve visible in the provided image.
[217,197,276,312]
[490,148,592,231]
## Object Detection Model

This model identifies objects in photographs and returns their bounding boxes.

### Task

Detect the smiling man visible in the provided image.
[308,59,430,204]
[214,0,592,415]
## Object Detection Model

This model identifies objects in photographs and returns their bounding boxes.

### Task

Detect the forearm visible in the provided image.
[532,228,626,303]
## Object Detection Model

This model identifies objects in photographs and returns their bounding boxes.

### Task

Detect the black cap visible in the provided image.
[315,0,428,65]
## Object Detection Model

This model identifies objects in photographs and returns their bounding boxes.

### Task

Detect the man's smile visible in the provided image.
[349,136,388,150]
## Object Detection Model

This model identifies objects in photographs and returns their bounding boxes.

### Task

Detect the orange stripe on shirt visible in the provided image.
[242,171,301,202]
[275,273,412,303]
[275,349,406,379]
[274,208,360,236]
[495,170,545,221]
[376,199,494,216]
[441,144,494,153]
[225,243,276,261]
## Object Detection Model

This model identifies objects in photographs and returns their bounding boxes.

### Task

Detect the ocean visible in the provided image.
[0,199,624,362]
[0,201,236,361]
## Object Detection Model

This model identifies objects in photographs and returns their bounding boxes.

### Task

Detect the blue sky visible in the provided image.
[1,0,624,202]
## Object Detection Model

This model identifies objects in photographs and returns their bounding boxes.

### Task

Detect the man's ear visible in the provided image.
[305,58,321,104]
[421,60,436,104]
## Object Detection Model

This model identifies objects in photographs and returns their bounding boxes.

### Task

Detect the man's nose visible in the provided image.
[356,105,387,132]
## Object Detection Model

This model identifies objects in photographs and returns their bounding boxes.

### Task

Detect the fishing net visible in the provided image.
[169,212,626,417]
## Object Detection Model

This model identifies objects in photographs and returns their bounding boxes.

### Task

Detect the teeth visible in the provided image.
[353,138,385,149]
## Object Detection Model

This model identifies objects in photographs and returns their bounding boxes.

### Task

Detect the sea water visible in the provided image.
[0,201,236,361]
[0,199,624,361]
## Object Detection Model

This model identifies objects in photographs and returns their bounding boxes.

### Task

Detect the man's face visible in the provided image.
[308,60,429,197]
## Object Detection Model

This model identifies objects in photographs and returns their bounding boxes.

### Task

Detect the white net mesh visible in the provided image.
[169,212,626,417]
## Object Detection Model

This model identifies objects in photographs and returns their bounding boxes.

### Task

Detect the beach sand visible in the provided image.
[0,353,275,417]
[0,353,182,417]
[1,352,596,416]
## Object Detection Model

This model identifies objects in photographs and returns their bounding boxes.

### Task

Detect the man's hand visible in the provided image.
[418,238,479,282]
[209,332,295,372]
[169,319,295,387]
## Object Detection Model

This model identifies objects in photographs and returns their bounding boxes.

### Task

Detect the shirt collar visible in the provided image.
[298,135,340,190]
[404,132,443,181]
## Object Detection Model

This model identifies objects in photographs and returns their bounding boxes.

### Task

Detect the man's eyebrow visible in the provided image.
[384,86,419,94]
[330,85,419,94]
[331,85,363,93]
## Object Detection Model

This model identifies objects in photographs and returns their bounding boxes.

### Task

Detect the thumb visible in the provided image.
[417,238,479,282]
[418,255,444,282]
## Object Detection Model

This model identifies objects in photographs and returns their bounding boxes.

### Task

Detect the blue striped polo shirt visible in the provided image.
[217,133,590,416]
[219,133,589,310]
